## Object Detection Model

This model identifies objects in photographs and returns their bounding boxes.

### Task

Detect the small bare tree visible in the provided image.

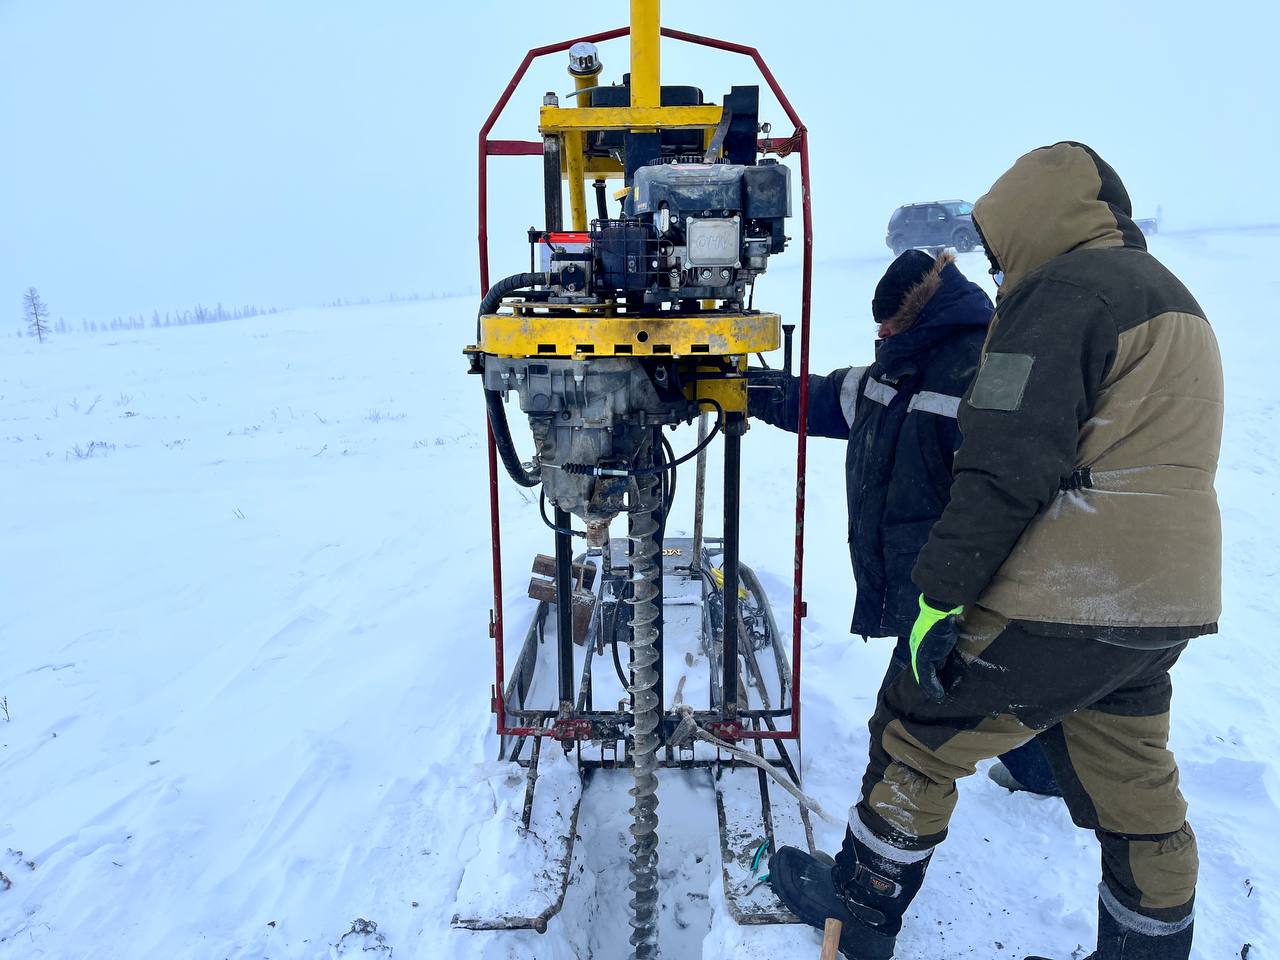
[22,288,50,343]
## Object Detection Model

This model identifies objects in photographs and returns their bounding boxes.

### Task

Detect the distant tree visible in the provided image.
[22,287,50,343]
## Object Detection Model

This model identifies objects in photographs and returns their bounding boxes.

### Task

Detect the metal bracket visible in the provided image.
[706,719,745,743]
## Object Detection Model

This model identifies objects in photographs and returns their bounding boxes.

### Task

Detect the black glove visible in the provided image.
[908,595,964,702]
[745,369,791,420]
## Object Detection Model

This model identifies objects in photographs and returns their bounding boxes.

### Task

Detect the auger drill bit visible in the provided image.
[625,469,662,957]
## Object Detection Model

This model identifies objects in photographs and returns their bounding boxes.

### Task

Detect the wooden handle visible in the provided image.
[820,917,843,960]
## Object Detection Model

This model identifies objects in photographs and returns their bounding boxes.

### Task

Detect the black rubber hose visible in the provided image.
[539,488,584,537]
[477,271,550,339]
[485,387,542,488]
[609,599,629,691]
[479,271,551,489]
[661,432,677,517]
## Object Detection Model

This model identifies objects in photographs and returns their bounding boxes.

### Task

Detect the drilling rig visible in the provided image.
[458,3,815,955]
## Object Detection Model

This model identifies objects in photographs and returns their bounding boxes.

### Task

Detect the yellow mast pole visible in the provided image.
[630,0,660,109]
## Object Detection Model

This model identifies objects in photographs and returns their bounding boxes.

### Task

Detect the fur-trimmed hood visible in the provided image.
[875,252,993,373]
[882,251,954,334]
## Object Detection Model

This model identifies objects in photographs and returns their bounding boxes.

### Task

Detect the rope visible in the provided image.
[670,706,841,826]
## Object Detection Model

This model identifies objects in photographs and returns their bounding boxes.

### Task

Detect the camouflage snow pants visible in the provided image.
[855,609,1197,939]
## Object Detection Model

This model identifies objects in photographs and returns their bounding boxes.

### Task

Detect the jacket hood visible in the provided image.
[876,251,992,372]
[973,142,1146,295]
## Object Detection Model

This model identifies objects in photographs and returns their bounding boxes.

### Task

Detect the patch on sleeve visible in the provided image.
[968,353,1035,411]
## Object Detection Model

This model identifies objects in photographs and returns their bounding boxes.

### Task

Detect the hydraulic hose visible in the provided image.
[485,387,541,488]
[477,271,550,338]
[478,272,551,489]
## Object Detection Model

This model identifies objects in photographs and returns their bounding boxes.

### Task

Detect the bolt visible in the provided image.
[720,268,731,279]
[700,268,713,280]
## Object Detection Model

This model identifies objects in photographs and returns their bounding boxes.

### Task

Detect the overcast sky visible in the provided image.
[3,0,1277,322]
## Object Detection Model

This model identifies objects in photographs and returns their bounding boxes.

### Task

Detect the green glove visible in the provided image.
[908,594,964,702]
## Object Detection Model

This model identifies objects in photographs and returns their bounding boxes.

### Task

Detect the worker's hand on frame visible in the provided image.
[908,595,964,702]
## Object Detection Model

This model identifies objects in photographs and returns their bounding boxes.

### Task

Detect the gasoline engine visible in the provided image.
[481,154,790,529]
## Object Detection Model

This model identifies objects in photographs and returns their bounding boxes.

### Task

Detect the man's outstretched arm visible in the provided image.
[748,367,866,440]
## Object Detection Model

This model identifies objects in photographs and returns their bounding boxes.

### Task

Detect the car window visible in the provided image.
[928,206,947,220]
[904,206,926,223]
[943,202,973,216]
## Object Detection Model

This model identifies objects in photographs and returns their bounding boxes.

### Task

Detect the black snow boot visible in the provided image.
[770,823,932,960]
[1026,893,1194,960]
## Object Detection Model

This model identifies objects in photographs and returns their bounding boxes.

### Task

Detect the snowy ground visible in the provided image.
[2,231,1277,958]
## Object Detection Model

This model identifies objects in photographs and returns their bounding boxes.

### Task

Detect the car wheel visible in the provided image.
[952,229,976,253]
[891,235,909,256]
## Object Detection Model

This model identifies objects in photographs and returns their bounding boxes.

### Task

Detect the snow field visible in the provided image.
[1,233,1277,957]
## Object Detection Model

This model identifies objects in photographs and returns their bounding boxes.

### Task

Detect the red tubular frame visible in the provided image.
[478,25,811,741]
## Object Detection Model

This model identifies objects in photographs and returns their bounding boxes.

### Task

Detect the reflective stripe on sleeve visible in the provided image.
[907,390,961,419]
[840,366,869,426]
[863,378,898,407]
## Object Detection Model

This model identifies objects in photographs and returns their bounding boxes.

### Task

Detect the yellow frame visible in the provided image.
[479,0,778,384]
[539,104,723,134]
[479,311,780,359]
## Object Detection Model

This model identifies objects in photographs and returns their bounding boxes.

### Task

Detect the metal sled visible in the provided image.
[453,538,811,931]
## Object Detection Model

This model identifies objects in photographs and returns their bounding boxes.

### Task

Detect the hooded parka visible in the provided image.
[912,142,1224,644]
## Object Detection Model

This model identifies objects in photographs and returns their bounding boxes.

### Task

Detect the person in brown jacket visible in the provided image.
[769,142,1223,960]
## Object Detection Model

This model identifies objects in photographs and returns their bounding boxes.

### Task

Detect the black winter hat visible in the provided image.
[872,249,935,321]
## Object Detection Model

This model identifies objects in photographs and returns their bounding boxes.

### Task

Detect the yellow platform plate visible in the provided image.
[479,311,780,359]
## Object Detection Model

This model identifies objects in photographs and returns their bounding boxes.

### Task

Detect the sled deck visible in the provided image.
[713,737,814,924]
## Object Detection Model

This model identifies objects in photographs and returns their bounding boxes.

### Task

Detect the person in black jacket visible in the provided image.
[749,249,1058,795]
